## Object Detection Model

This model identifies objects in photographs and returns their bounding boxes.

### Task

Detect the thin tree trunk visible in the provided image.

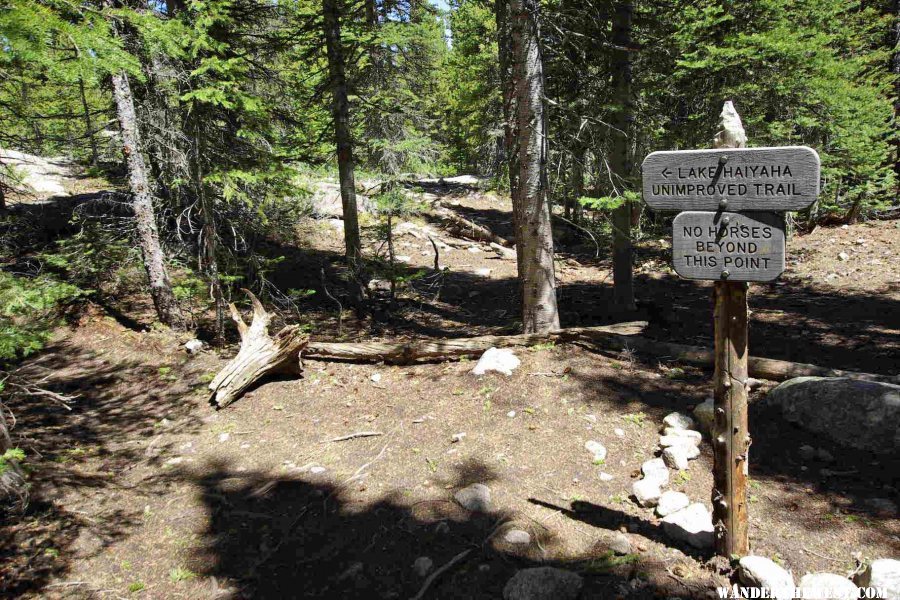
[509,0,559,333]
[570,143,585,222]
[610,1,635,310]
[323,0,362,262]
[78,77,99,167]
[110,70,180,327]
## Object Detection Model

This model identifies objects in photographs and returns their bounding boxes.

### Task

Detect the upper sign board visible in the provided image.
[642,146,820,212]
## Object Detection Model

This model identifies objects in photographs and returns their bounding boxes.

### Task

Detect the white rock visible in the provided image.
[641,458,670,485]
[184,339,204,354]
[413,556,433,577]
[633,479,662,507]
[504,529,532,545]
[838,251,850,261]
[693,398,715,434]
[798,573,859,600]
[467,246,482,253]
[218,433,231,443]
[455,483,492,512]
[656,491,690,517]
[858,559,900,600]
[608,533,633,555]
[451,432,467,443]
[475,268,492,277]
[443,174,480,185]
[599,472,614,482]
[471,347,521,376]
[663,412,695,431]
[738,556,795,600]
[663,445,691,470]
[370,372,382,383]
[614,428,625,437]
[309,466,327,474]
[659,432,702,448]
[662,503,714,549]
[507,410,517,418]
[584,440,607,462]
[503,567,583,600]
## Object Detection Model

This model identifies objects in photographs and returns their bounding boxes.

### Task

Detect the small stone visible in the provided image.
[608,532,633,555]
[451,432,467,443]
[164,457,183,466]
[507,411,517,418]
[503,567,584,600]
[738,556,795,600]
[309,466,327,474]
[662,503,714,549]
[662,428,703,442]
[641,458,670,485]
[656,491,690,517]
[663,412,695,431]
[614,427,625,437]
[395,255,412,263]
[663,445,691,470]
[633,479,662,507]
[471,347,521,376]
[815,448,834,462]
[584,440,607,462]
[184,339,204,354]
[693,399,714,434]
[504,529,532,545]
[370,373,382,383]
[582,414,598,423]
[599,472,614,482]
[467,246,482,253]
[799,445,816,461]
[455,483,492,512]
[798,573,859,600]
[475,268,492,277]
[413,556,433,577]
[218,432,231,443]
[838,251,850,261]
[857,559,900,600]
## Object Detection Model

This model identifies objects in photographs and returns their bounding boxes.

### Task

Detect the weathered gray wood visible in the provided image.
[672,211,785,282]
[642,146,820,211]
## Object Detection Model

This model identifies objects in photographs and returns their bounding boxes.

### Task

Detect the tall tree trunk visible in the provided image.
[496,0,519,273]
[569,142,585,221]
[509,0,560,333]
[892,0,899,188]
[192,121,226,341]
[110,70,180,327]
[78,77,99,167]
[610,1,635,310]
[323,0,362,262]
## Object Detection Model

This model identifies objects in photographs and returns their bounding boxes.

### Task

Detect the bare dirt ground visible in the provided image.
[2,180,898,599]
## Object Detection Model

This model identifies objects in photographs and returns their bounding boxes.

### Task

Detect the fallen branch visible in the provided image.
[581,335,899,384]
[208,290,309,409]
[433,201,514,247]
[327,431,383,442]
[302,321,647,364]
[409,549,472,600]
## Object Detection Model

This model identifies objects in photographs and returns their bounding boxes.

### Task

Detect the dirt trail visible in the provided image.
[2,180,898,599]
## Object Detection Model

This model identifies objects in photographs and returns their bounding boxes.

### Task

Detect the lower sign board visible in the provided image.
[672,211,785,282]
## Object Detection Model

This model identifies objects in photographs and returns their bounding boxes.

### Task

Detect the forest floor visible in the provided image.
[1,177,898,599]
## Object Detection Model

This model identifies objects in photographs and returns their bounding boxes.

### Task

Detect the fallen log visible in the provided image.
[577,335,899,385]
[433,202,514,247]
[302,321,648,364]
[209,291,308,409]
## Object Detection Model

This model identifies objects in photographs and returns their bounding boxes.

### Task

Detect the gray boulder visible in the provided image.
[738,556,794,600]
[763,377,900,454]
[503,567,583,600]
[798,573,859,600]
[857,559,900,600]
[454,483,492,512]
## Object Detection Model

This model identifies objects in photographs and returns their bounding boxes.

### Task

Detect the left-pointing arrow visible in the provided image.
[662,167,672,178]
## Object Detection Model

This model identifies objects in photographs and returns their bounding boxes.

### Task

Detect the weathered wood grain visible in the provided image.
[672,211,785,282]
[642,146,820,211]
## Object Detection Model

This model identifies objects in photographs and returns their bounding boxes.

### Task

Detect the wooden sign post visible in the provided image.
[640,101,820,558]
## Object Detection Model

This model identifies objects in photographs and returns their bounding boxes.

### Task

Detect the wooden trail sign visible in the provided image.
[642,146,820,212]
[672,211,785,282]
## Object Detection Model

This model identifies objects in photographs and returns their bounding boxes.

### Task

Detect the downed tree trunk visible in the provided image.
[433,202,514,247]
[303,321,647,363]
[580,335,899,385]
[209,291,309,409]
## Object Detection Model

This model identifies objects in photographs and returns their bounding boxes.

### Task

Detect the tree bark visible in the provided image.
[110,70,180,328]
[78,76,99,167]
[509,0,559,333]
[323,0,362,262]
[610,1,635,310]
